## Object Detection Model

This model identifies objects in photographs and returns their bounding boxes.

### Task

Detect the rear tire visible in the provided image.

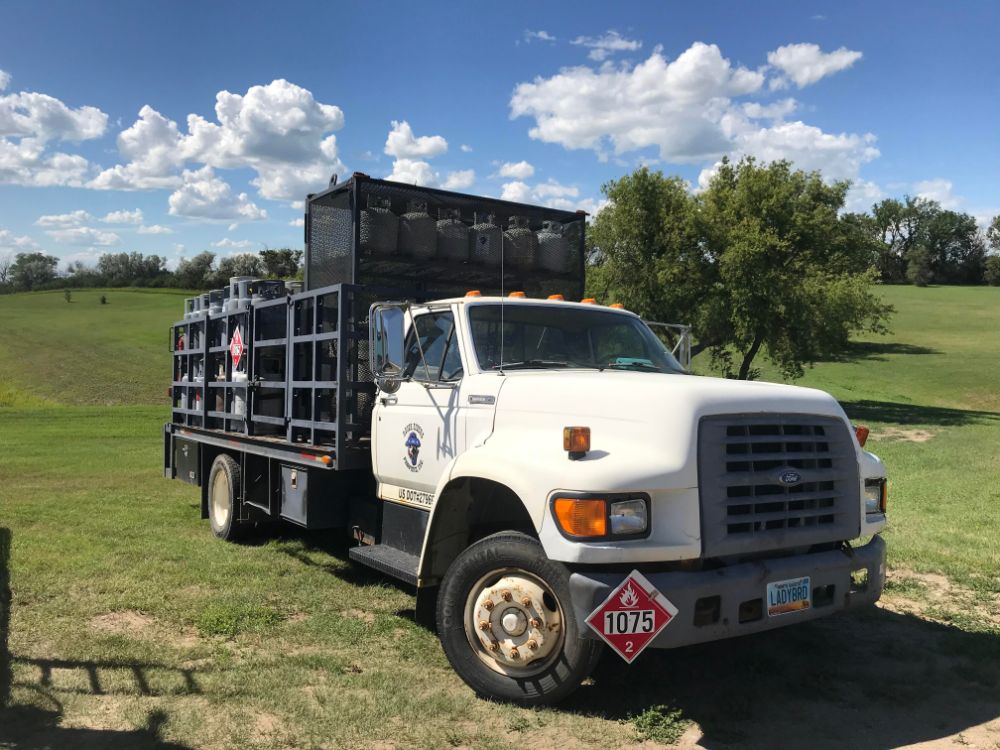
[436,531,603,705]
[207,454,244,542]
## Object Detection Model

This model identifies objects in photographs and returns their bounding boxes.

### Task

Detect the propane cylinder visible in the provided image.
[209,289,225,315]
[232,371,248,417]
[503,216,538,270]
[250,279,286,303]
[469,213,502,267]
[437,208,469,262]
[285,280,304,295]
[360,195,398,256]
[183,297,196,320]
[398,199,436,259]
[537,220,572,273]
[227,277,253,313]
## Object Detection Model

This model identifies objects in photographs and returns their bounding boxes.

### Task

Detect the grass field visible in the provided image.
[1,286,999,749]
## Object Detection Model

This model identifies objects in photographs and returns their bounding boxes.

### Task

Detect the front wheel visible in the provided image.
[436,531,603,705]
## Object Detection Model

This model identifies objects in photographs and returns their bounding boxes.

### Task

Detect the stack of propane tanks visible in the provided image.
[359,196,579,274]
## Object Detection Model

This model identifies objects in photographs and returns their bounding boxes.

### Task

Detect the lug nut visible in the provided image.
[478,620,491,631]
[526,639,538,650]
[509,647,519,659]
[488,641,500,652]
[529,617,541,628]
[520,596,532,607]
[501,591,512,602]
[482,600,494,611]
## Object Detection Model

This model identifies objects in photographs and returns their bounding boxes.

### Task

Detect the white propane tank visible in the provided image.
[503,215,538,270]
[360,195,398,256]
[437,208,469,262]
[470,213,502,267]
[232,371,248,416]
[227,277,253,313]
[537,220,572,273]
[398,199,436,259]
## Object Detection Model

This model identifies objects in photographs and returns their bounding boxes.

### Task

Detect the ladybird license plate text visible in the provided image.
[766,576,811,616]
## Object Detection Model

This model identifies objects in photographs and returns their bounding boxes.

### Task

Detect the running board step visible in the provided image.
[348,544,419,586]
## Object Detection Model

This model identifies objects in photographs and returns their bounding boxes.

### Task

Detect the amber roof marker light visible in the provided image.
[563,426,591,460]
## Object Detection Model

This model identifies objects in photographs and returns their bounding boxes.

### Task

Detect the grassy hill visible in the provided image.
[0,287,186,407]
[1,284,998,748]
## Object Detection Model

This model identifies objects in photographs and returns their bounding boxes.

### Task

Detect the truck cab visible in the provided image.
[365,293,887,703]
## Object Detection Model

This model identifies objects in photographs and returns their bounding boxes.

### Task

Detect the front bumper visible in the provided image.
[569,535,886,650]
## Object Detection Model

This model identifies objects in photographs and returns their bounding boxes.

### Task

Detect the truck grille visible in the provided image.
[698,414,861,557]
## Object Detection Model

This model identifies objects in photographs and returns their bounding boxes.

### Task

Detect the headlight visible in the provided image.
[609,499,647,535]
[864,479,887,515]
[551,494,650,539]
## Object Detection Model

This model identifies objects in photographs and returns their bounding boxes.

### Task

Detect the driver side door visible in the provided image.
[372,309,464,509]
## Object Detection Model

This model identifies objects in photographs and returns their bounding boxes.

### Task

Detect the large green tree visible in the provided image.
[10,252,59,291]
[588,159,892,380]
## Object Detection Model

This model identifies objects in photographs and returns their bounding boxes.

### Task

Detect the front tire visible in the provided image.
[436,531,603,705]
[207,454,244,541]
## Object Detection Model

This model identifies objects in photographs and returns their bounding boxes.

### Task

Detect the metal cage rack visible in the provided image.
[170,283,418,471]
[304,173,587,300]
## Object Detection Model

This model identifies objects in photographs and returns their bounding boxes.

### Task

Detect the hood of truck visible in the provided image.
[486,369,851,490]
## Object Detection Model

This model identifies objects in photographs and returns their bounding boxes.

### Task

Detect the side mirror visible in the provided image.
[369,304,406,391]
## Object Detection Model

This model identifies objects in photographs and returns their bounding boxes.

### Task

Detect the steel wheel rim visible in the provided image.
[211,469,230,528]
[462,566,565,677]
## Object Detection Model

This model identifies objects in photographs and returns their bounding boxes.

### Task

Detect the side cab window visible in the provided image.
[403,311,464,382]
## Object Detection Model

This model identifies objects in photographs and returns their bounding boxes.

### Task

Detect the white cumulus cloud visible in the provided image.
[914,178,962,210]
[523,30,556,44]
[211,238,256,249]
[767,43,862,88]
[442,170,476,190]
[498,160,535,179]
[0,70,10,91]
[500,179,605,214]
[511,43,765,163]
[384,120,448,159]
[0,227,40,250]
[289,217,304,228]
[460,144,473,153]
[570,30,642,61]
[102,208,144,225]
[168,166,267,221]
[35,209,93,227]
[45,227,121,246]
[92,79,346,202]
[386,158,437,186]
[137,224,173,235]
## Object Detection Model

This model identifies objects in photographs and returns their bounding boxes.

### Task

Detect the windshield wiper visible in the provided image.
[601,361,663,372]
[491,359,574,370]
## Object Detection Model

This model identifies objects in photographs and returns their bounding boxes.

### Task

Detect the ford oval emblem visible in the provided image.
[779,470,803,486]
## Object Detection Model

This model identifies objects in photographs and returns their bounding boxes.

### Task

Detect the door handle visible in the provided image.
[380,395,397,406]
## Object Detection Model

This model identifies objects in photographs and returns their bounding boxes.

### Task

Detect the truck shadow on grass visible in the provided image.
[0,527,194,749]
[841,399,1000,427]
[571,605,1000,749]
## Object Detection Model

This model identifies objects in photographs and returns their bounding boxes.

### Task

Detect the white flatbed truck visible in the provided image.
[164,174,887,704]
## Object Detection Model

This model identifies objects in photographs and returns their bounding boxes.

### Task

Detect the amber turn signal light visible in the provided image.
[563,426,591,459]
[553,497,607,537]
[547,293,565,301]
[465,290,481,297]
[609,303,624,309]
[580,298,597,305]
[855,425,870,447]
[509,291,526,298]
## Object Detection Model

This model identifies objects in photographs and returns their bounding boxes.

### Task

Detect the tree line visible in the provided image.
[587,158,998,381]
[0,248,303,293]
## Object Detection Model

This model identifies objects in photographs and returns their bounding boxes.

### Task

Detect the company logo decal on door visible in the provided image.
[403,423,424,472]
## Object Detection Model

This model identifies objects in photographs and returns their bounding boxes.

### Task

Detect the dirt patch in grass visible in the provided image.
[872,426,936,442]
[90,610,156,635]
[346,608,376,625]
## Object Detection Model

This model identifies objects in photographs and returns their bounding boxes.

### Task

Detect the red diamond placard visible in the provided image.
[229,326,244,368]
[585,570,678,664]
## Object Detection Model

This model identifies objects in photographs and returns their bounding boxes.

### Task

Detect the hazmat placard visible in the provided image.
[585,571,677,663]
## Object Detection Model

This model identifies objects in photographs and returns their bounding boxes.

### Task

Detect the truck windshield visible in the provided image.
[467,304,686,374]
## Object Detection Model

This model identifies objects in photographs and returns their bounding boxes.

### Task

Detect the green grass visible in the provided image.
[0,287,187,406]
[1,285,999,748]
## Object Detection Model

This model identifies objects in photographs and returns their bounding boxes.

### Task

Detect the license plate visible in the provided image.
[766,576,811,616]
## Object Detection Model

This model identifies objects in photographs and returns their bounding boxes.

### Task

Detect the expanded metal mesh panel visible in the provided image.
[307,191,353,290]
[304,177,585,299]
[698,414,860,557]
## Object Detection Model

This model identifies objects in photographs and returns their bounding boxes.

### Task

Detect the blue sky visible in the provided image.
[1,0,998,269]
